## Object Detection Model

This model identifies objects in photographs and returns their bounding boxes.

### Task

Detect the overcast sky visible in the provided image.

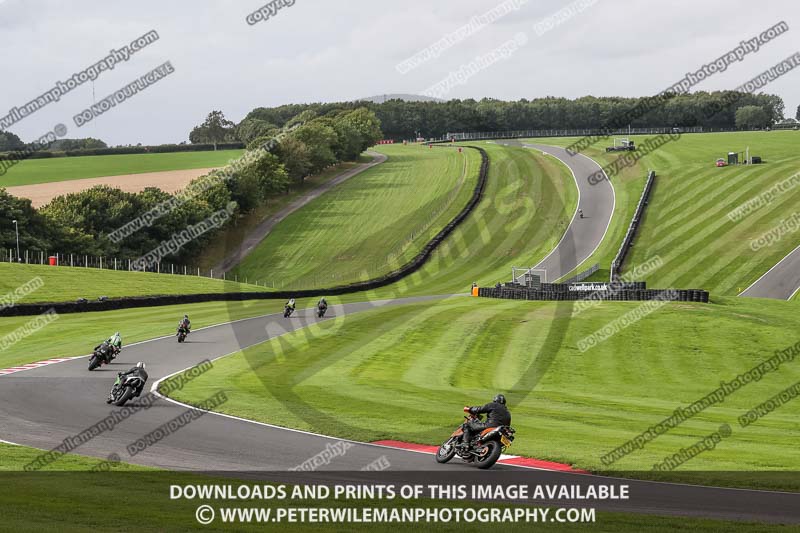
[1,0,798,145]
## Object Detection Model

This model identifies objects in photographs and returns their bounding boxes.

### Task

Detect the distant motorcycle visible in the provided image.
[106,373,146,406]
[317,303,327,318]
[435,410,515,469]
[284,305,294,318]
[177,326,189,343]
[88,342,115,371]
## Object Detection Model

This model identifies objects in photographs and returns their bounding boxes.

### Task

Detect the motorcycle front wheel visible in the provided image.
[435,438,457,463]
[88,355,100,371]
[114,386,135,407]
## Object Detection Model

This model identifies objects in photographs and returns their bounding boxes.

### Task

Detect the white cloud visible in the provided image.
[1,0,798,145]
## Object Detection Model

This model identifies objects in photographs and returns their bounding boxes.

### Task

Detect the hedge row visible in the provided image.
[0,146,489,317]
[0,142,245,160]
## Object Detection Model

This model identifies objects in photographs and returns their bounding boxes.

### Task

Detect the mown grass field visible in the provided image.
[359,143,578,298]
[0,444,790,532]
[0,263,264,304]
[230,144,482,288]
[2,142,578,302]
[1,149,243,186]
[527,131,800,294]
[170,296,800,490]
[198,154,374,270]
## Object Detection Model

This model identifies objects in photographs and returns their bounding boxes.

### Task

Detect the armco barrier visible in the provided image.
[478,286,709,303]
[0,146,489,317]
[610,170,656,281]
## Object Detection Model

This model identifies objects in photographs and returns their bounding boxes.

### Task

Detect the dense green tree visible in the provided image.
[236,118,278,145]
[246,131,280,151]
[189,110,238,149]
[735,106,771,129]
[50,138,108,151]
[292,122,338,173]
[341,107,382,152]
[0,131,25,152]
[0,189,51,256]
[40,186,140,255]
[275,136,312,183]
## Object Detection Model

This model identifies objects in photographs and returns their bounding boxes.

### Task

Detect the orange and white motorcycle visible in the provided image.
[435,408,515,469]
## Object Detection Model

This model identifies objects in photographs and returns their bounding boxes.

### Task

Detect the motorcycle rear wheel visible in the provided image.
[475,440,502,469]
[435,438,457,463]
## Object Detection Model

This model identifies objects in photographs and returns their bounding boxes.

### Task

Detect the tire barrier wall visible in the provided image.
[0,147,490,317]
[479,286,709,303]
[537,281,645,293]
[610,170,656,281]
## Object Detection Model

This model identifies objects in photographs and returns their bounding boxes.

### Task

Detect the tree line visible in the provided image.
[0,107,382,266]
[0,133,108,153]
[198,91,784,141]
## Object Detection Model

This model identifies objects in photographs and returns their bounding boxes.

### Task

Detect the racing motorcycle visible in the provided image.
[435,409,515,469]
[177,326,189,343]
[107,372,146,406]
[284,305,294,318]
[88,342,115,371]
[317,303,328,318]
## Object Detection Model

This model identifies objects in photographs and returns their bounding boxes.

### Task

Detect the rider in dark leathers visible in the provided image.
[459,394,511,449]
[178,314,191,335]
[113,362,149,399]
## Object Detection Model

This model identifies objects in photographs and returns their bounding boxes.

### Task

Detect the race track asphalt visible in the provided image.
[493,140,615,282]
[740,243,800,300]
[525,143,615,281]
[1,146,798,523]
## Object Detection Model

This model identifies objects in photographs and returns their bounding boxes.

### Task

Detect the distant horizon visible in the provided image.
[1,0,797,145]
[7,90,794,147]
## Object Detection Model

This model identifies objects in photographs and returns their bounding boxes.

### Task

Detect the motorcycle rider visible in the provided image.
[286,298,296,312]
[108,362,148,402]
[459,394,512,451]
[94,332,122,360]
[317,297,328,311]
[178,314,191,335]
